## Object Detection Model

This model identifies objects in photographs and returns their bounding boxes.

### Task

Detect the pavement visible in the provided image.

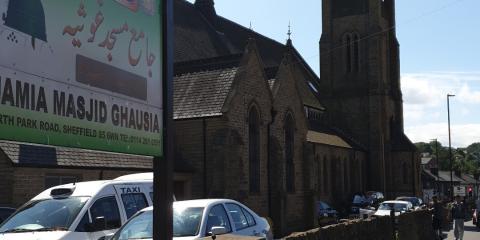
[444,220,480,240]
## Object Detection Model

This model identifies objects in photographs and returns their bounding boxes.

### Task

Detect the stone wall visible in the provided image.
[284,210,434,240]
[397,210,434,240]
[284,217,393,240]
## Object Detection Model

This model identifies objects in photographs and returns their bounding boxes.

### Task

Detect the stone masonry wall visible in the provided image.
[284,210,434,240]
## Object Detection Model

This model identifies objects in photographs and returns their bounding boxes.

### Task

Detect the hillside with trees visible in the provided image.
[415,141,480,175]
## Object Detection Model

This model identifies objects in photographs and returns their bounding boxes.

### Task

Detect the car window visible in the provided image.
[241,207,256,227]
[75,212,90,232]
[225,204,249,230]
[121,193,148,219]
[206,204,231,234]
[90,196,121,230]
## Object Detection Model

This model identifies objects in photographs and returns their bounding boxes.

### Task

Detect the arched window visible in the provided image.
[344,32,360,73]
[285,114,295,193]
[343,158,349,193]
[323,156,328,194]
[344,34,352,73]
[402,162,408,184]
[353,33,360,72]
[248,106,260,193]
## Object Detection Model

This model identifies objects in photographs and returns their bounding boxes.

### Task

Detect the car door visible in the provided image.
[225,203,260,237]
[114,184,150,220]
[203,204,232,237]
[77,195,123,240]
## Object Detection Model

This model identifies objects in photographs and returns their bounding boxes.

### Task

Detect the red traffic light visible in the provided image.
[468,187,472,192]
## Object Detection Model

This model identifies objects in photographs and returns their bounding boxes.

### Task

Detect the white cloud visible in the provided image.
[401,71,480,148]
[405,123,480,148]
[458,84,480,104]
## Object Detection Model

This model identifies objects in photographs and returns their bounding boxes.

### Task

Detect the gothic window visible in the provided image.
[353,33,360,72]
[344,34,352,72]
[402,162,408,184]
[343,158,349,193]
[285,114,295,193]
[316,157,321,192]
[248,106,260,193]
[344,32,360,73]
[323,156,328,194]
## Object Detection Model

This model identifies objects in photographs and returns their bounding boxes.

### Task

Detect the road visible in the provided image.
[445,221,479,240]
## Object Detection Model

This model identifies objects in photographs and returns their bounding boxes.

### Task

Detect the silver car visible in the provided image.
[110,199,273,240]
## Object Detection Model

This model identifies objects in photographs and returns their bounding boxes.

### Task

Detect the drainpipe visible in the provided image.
[267,108,276,217]
[203,119,207,198]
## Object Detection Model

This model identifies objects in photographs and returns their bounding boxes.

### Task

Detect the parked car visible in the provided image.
[316,201,338,226]
[365,191,385,207]
[0,173,160,240]
[0,208,15,224]
[350,193,377,218]
[395,197,425,210]
[109,199,273,240]
[374,201,413,217]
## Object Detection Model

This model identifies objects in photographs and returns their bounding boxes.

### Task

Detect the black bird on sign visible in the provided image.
[4,0,47,49]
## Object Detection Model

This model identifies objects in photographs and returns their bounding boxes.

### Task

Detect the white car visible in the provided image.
[0,173,159,240]
[110,199,273,240]
[374,201,413,217]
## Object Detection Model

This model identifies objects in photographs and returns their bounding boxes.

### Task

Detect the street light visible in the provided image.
[431,138,439,196]
[447,94,455,201]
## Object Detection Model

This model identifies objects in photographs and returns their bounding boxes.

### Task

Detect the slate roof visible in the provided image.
[173,0,325,112]
[0,141,195,173]
[174,65,238,119]
[308,120,367,151]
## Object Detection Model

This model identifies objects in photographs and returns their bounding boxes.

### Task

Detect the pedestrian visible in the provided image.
[476,196,480,211]
[451,195,467,240]
[431,196,443,240]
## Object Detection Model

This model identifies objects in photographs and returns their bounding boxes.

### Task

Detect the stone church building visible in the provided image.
[172,0,420,235]
[0,0,420,236]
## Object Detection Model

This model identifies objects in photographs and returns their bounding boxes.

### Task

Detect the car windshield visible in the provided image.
[112,207,204,239]
[173,207,204,237]
[112,211,153,240]
[378,203,408,212]
[0,197,89,233]
[398,198,419,206]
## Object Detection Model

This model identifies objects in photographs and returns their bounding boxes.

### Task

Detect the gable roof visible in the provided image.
[173,0,326,118]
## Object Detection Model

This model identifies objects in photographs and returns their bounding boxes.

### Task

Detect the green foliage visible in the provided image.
[415,141,480,174]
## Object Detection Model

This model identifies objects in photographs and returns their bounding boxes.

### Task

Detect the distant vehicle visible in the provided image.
[350,193,377,218]
[374,201,413,217]
[0,208,15,224]
[110,199,273,240]
[395,197,425,210]
[316,201,338,226]
[365,191,385,207]
[0,173,158,240]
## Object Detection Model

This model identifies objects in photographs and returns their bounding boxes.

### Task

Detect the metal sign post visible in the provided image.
[154,0,173,239]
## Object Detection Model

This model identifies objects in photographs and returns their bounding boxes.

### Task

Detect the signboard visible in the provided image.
[453,186,466,197]
[0,0,163,156]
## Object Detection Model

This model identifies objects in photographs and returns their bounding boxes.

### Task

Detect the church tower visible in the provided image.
[318,0,416,196]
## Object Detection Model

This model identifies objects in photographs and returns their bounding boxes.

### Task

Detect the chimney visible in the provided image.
[194,0,217,26]
[430,168,438,176]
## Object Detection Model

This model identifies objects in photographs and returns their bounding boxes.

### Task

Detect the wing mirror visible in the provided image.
[93,216,107,231]
[210,226,228,236]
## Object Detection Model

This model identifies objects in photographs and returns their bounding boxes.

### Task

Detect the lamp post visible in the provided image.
[447,94,455,201]
[431,138,439,196]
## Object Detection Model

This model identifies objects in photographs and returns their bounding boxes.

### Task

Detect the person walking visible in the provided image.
[451,195,467,240]
[431,196,443,240]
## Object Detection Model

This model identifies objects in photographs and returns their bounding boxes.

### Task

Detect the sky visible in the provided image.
[186,0,480,148]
